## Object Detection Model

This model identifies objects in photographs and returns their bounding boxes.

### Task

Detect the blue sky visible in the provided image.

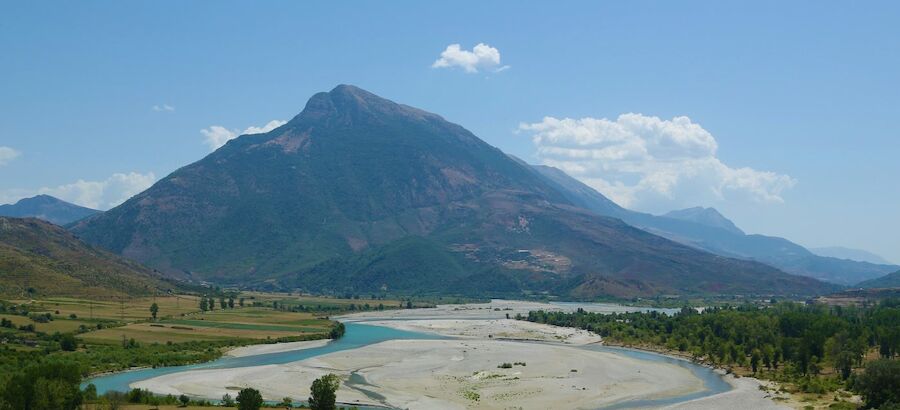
[1,1,898,263]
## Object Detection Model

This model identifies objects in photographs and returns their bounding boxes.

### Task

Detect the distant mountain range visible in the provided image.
[857,270,900,289]
[0,216,179,298]
[530,165,898,286]
[0,194,99,225]
[663,207,744,236]
[810,246,894,265]
[70,85,833,299]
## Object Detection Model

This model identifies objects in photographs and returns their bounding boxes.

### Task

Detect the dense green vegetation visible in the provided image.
[854,359,900,409]
[526,300,900,407]
[0,331,331,388]
[0,361,82,410]
[0,291,361,409]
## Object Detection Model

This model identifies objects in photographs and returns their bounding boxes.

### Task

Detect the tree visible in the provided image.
[103,391,127,410]
[854,359,900,409]
[179,394,190,407]
[228,297,235,309]
[279,397,293,408]
[150,302,159,320]
[59,333,78,351]
[33,378,80,410]
[147,395,161,410]
[82,383,98,402]
[200,298,208,312]
[236,387,263,410]
[222,393,235,406]
[750,349,761,373]
[329,322,346,339]
[220,298,227,310]
[0,361,83,410]
[239,298,245,307]
[308,374,340,410]
[208,297,215,311]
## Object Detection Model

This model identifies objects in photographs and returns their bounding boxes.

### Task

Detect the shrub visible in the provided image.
[854,359,900,409]
[236,387,263,410]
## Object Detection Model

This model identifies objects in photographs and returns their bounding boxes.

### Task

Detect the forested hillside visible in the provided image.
[526,300,900,407]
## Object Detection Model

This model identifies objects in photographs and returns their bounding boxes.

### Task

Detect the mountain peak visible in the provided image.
[663,206,744,235]
[330,83,373,97]
[72,86,833,298]
[0,195,99,225]
[14,194,58,205]
[289,84,439,127]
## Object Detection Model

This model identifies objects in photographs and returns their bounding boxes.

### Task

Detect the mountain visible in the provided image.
[70,85,832,299]
[0,217,179,298]
[663,207,744,235]
[531,165,898,285]
[0,195,100,225]
[857,270,900,289]
[810,246,894,265]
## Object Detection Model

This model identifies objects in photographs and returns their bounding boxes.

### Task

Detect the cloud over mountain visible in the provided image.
[432,43,509,73]
[0,172,156,210]
[520,113,796,212]
[201,120,286,151]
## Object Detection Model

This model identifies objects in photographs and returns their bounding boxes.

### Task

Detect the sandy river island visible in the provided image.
[132,300,788,410]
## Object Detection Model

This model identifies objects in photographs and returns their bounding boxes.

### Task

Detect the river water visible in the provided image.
[85,307,730,409]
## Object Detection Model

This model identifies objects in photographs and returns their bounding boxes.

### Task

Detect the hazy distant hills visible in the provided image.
[0,194,99,225]
[857,270,900,289]
[810,246,894,265]
[0,216,178,298]
[530,165,897,286]
[70,85,832,298]
[663,207,744,236]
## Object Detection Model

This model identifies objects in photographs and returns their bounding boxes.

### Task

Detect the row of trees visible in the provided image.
[525,299,900,408]
[199,296,244,312]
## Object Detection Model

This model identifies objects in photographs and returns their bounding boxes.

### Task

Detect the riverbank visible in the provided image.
[661,373,788,410]
[362,318,601,345]
[94,300,791,409]
[224,339,331,357]
[133,337,703,410]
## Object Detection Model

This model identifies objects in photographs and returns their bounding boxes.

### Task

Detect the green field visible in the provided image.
[0,292,364,381]
[162,318,325,332]
[79,306,333,344]
[9,296,201,322]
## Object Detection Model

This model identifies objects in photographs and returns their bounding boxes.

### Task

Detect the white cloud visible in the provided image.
[200,126,236,151]
[520,114,796,213]
[432,43,509,73]
[200,120,286,151]
[152,104,175,112]
[0,172,156,210]
[242,120,287,135]
[0,146,20,166]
